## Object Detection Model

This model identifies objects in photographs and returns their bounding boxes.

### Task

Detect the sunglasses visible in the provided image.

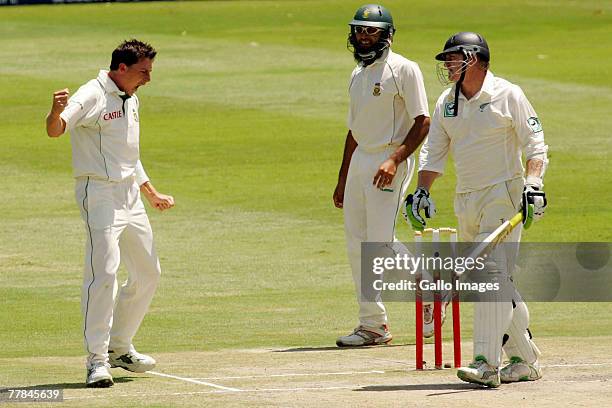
[354,26,383,35]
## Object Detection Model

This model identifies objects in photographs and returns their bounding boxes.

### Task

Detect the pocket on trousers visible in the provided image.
[504,178,523,212]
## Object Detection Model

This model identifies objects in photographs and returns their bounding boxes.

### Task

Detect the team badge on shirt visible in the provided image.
[373,83,381,96]
[479,102,491,112]
[444,102,456,117]
[133,109,139,122]
[527,117,542,133]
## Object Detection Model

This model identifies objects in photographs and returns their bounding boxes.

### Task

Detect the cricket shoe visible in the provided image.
[457,355,500,388]
[423,301,449,338]
[86,362,113,388]
[500,356,542,383]
[336,324,392,347]
[109,348,156,373]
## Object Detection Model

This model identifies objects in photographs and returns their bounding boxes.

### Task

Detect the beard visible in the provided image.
[348,33,391,66]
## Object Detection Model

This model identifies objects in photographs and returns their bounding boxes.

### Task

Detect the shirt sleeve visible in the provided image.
[60,84,100,131]
[399,61,430,119]
[418,96,450,174]
[346,68,358,129]
[509,85,548,162]
[134,160,150,186]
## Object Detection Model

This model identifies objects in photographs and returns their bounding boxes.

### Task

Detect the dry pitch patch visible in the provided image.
[1,337,611,407]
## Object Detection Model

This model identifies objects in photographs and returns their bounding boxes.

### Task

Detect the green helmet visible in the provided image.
[348,5,395,65]
[349,4,395,33]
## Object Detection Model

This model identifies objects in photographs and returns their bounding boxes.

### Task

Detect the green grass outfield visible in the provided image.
[1,0,611,371]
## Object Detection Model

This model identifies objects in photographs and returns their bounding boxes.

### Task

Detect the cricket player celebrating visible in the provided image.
[333,4,430,347]
[45,40,174,388]
[408,32,548,386]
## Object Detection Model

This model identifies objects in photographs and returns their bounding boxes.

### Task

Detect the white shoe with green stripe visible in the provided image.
[457,355,501,388]
[500,356,542,382]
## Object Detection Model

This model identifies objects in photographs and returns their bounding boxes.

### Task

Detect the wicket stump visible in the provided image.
[414,227,461,369]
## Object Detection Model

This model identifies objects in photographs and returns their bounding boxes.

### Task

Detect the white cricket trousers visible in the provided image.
[343,146,414,328]
[75,176,161,364]
[455,177,539,367]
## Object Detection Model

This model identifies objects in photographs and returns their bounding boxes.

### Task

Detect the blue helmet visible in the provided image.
[435,32,490,62]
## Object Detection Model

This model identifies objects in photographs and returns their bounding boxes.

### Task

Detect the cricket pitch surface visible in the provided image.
[2,337,611,407]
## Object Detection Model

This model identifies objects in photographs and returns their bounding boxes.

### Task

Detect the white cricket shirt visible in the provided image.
[419,71,548,193]
[347,49,429,152]
[60,70,149,185]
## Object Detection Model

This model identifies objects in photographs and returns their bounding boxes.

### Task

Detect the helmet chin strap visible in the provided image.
[452,51,468,117]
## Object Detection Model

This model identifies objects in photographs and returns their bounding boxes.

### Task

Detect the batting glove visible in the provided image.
[521,185,547,229]
[403,187,436,231]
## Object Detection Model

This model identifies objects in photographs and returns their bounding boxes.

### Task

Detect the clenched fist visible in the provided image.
[51,88,70,116]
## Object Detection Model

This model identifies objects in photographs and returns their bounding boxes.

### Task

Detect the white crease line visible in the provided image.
[147,370,241,392]
[64,391,226,400]
[542,363,612,368]
[64,390,234,400]
[158,363,612,383]
[192,370,386,380]
[63,385,356,400]
[542,380,610,383]
[251,385,354,392]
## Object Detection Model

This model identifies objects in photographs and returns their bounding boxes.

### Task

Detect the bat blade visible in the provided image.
[458,212,523,276]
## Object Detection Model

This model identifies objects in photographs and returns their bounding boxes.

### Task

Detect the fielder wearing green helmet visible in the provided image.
[348,4,396,66]
[336,3,431,349]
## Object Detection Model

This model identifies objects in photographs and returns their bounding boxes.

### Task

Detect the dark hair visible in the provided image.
[110,39,157,70]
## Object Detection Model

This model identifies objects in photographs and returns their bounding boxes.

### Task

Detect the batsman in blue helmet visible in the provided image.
[411,31,549,387]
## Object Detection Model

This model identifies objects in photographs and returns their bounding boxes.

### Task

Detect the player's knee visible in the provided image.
[138,259,161,284]
[511,300,530,328]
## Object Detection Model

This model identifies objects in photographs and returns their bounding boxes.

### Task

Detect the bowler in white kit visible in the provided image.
[45,39,175,388]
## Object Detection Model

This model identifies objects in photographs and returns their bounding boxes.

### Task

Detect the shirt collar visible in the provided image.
[97,70,129,98]
[450,70,496,101]
[480,70,496,97]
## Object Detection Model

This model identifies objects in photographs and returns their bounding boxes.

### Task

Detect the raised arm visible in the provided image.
[46,88,69,137]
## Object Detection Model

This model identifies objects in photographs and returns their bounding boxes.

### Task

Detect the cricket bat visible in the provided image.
[457,212,523,277]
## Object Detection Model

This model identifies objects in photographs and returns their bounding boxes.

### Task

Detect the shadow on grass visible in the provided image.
[0,376,139,391]
[274,343,415,353]
[356,382,492,396]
